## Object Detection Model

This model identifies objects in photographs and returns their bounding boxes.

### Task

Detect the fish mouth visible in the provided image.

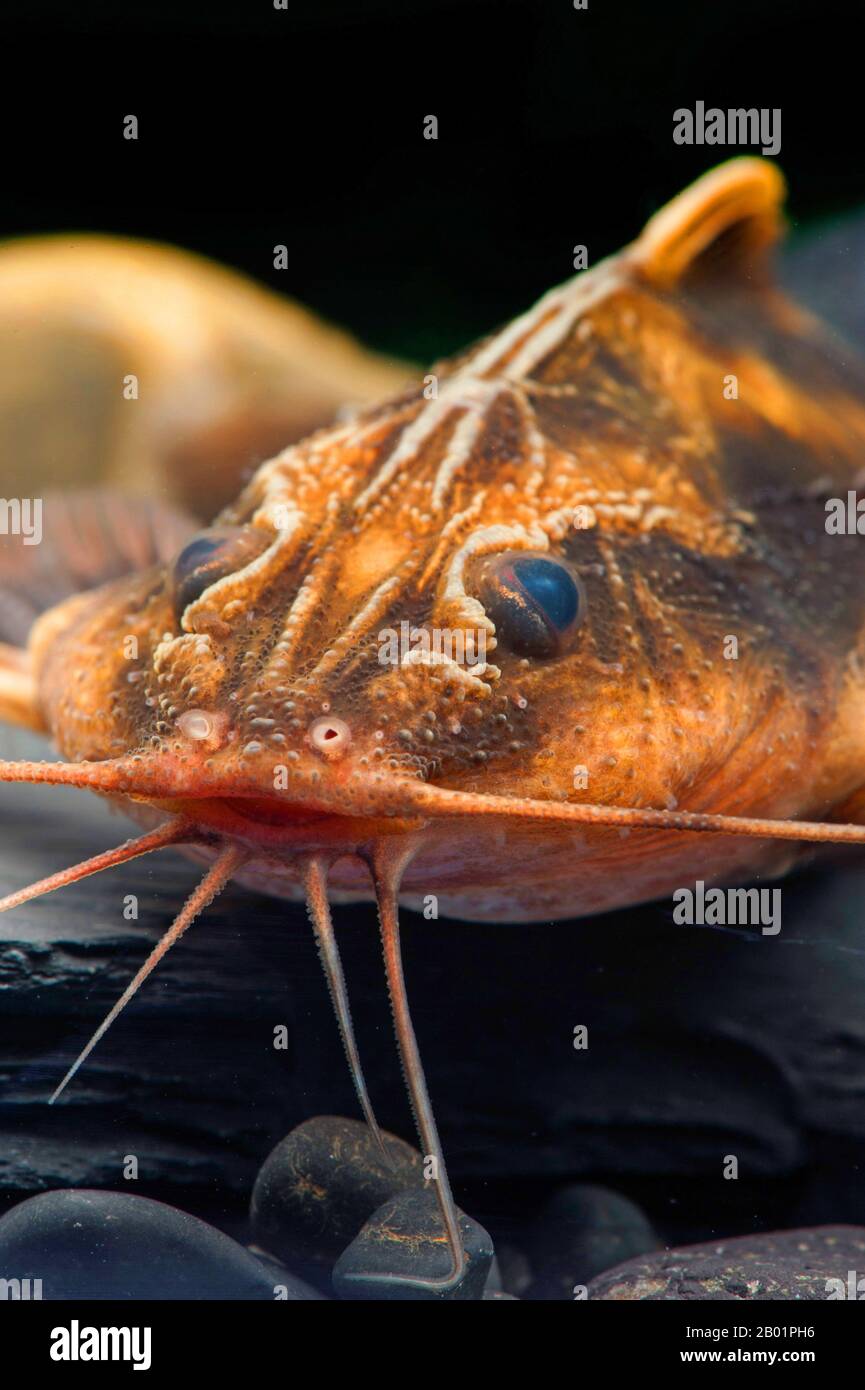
[157,793,428,852]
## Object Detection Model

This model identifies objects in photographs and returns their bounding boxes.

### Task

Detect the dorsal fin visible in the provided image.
[632,157,786,290]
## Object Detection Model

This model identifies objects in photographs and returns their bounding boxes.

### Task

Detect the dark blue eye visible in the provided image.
[477,550,586,658]
[171,525,269,622]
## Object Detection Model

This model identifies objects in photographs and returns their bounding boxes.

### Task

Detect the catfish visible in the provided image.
[2,158,865,1291]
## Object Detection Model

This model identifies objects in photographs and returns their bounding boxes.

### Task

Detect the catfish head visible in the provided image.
[8,158,865,924]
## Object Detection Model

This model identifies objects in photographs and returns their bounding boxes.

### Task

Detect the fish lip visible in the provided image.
[113,750,433,823]
[150,792,428,852]
[100,753,478,834]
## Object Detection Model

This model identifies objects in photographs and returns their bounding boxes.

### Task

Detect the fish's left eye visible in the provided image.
[170,525,270,623]
[477,550,586,659]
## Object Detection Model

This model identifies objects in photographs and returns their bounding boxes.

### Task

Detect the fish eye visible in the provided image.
[477,550,586,658]
[170,525,270,623]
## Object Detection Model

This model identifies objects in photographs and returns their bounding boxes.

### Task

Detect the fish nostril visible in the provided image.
[308,715,352,761]
[177,708,229,749]
[178,710,214,741]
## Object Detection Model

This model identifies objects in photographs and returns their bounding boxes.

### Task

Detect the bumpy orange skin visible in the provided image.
[27,161,865,920]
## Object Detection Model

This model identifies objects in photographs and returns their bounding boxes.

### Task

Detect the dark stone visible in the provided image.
[484,1252,503,1293]
[0,1188,321,1299]
[495,1242,534,1299]
[526,1184,659,1299]
[587,1225,865,1301]
[250,1115,424,1270]
[333,1189,494,1301]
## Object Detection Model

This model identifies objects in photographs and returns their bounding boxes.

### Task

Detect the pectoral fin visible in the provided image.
[0,642,41,731]
[0,489,196,731]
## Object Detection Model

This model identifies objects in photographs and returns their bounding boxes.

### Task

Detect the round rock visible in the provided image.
[333,1188,494,1301]
[527,1183,659,1299]
[0,1188,321,1300]
[587,1225,865,1300]
[251,1115,424,1271]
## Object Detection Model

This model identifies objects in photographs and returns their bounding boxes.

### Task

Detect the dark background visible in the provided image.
[1,0,858,361]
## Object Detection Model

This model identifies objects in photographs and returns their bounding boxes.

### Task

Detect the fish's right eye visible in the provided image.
[170,525,269,623]
[476,550,586,659]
